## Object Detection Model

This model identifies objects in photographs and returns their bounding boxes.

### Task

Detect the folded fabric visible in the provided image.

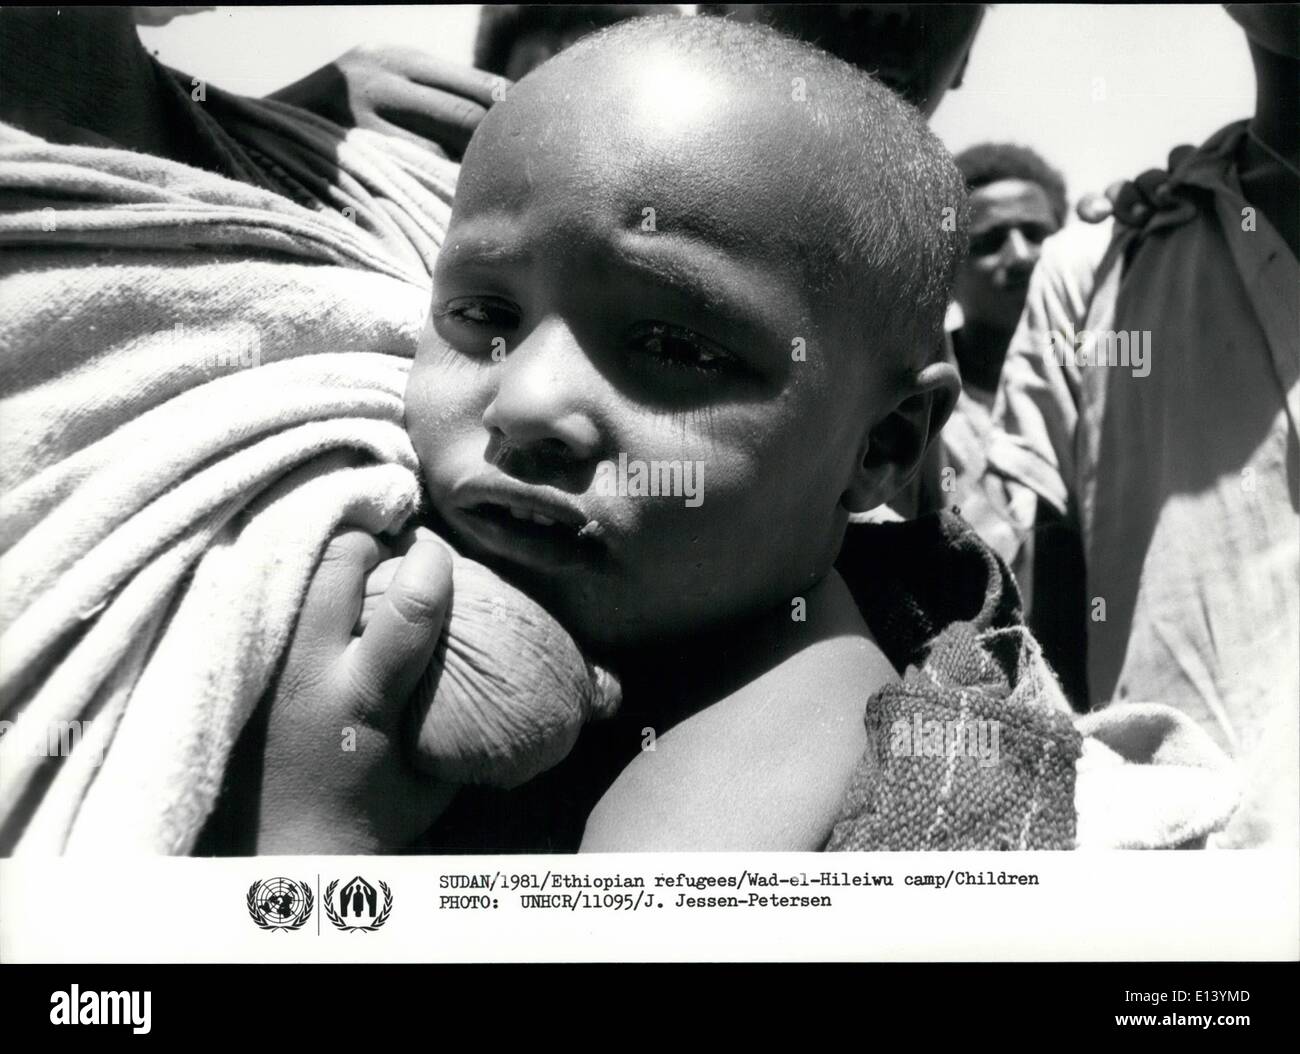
[1074,705,1241,850]
[0,73,457,854]
[829,513,1240,850]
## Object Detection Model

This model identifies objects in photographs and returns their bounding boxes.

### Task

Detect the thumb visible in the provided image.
[344,538,453,728]
[1075,190,1115,224]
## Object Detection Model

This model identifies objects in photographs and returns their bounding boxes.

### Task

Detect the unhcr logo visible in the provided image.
[324,876,393,932]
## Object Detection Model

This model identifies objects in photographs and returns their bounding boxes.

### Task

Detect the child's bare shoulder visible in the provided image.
[581,570,897,852]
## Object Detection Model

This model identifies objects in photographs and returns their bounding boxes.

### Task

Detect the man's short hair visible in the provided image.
[473,4,680,76]
[954,143,1068,228]
[696,4,987,112]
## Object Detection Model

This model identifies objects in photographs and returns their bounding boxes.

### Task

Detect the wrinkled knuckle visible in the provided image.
[274,662,319,711]
[387,583,443,628]
[340,663,387,723]
[451,98,486,129]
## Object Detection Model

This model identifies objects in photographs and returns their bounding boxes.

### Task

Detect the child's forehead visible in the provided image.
[486,49,801,158]
[458,54,854,270]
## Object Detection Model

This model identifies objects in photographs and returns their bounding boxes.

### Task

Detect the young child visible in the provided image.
[408,13,970,853]
[246,16,1225,854]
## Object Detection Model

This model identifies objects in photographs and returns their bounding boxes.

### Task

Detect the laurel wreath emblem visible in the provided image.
[246,879,314,931]
[324,880,393,932]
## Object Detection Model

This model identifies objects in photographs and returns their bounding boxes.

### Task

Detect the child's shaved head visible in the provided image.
[512,14,969,366]
[408,14,966,648]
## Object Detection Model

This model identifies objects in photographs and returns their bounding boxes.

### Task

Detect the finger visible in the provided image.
[376,47,509,108]
[298,530,388,649]
[364,557,402,598]
[1075,192,1114,224]
[357,556,404,636]
[357,594,381,635]
[345,538,453,722]
[387,524,454,558]
[359,531,457,634]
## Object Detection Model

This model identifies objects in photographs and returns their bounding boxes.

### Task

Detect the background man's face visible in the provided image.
[953,178,1059,333]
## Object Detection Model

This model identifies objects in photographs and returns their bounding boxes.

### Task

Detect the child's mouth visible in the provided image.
[457,501,604,573]
[471,500,585,539]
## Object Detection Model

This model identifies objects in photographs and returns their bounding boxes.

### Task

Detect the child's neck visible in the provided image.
[607,571,854,726]
[952,321,1011,397]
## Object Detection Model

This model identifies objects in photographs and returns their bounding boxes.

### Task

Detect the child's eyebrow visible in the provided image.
[611,230,808,337]
[437,236,534,269]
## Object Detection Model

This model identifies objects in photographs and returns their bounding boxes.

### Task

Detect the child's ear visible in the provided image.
[841,360,960,514]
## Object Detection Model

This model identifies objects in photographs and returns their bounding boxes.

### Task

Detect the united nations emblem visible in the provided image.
[324,876,393,932]
[247,877,314,931]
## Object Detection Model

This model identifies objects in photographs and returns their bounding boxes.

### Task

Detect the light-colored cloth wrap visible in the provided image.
[0,82,456,854]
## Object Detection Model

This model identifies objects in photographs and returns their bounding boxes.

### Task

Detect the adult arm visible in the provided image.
[206,530,458,855]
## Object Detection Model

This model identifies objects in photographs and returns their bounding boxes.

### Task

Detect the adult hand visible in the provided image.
[269,44,508,158]
[254,529,457,853]
[1075,146,1196,225]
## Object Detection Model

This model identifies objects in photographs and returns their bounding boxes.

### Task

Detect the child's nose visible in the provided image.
[481,319,602,461]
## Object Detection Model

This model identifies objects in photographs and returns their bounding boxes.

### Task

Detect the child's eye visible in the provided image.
[434,296,520,330]
[627,321,735,374]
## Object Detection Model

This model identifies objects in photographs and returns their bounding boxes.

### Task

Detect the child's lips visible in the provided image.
[447,481,606,573]
[456,503,604,573]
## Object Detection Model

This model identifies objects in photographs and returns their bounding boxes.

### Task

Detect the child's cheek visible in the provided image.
[404,367,488,500]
